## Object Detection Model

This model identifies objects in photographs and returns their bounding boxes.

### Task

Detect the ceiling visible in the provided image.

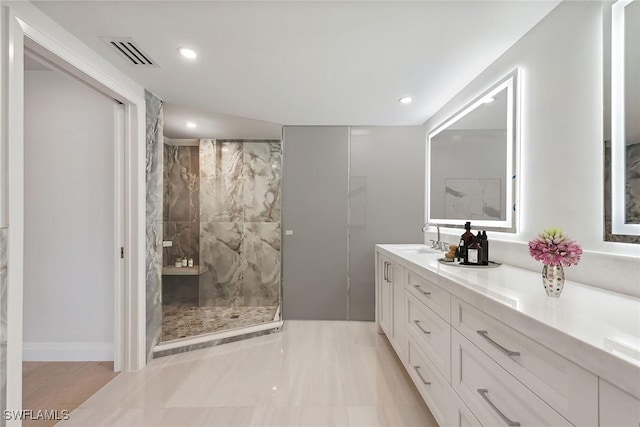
[34,1,559,127]
[163,102,282,139]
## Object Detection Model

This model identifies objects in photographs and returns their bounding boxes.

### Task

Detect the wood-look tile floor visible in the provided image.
[22,361,119,427]
[57,321,437,427]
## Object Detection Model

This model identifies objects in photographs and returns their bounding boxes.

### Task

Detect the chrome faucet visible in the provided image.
[422,222,445,250]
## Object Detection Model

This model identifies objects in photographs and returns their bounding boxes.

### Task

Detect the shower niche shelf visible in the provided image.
[162,265,208,276]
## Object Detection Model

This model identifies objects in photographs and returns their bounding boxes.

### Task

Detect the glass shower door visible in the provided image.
[161,139,281,343]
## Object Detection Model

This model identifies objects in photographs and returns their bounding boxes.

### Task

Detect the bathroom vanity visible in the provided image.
[376,244,640,427]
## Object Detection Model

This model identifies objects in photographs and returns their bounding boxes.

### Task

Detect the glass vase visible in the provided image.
[542,264,564,297]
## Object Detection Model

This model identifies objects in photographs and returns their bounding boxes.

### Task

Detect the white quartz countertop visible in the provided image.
[376,244,640,399]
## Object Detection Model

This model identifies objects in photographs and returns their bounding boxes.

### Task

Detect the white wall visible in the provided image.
[23,68,115,360]
[424,1,640,297]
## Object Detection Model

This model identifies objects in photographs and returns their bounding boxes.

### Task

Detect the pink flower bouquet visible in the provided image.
[528,228,582,267]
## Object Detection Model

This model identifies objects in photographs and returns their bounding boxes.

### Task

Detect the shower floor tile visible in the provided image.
[161,304,278,342]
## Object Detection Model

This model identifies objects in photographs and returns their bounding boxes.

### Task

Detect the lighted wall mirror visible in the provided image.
[426,69,519,231]
[609,0,640,239]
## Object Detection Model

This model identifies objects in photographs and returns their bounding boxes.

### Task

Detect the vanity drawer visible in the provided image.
[406,292,450,382]
[451,330,572,427]
[405,269,450,322]
[453,393,483,427]
[451,297,597,426]
[406,333,454,427]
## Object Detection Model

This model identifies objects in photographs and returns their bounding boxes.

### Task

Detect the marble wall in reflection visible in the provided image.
[198,140,282,308]
[0,227,7,423]
[163,144,200,265]
[604,142,640,243]
[145,90,163,360]
[626,143,640,224]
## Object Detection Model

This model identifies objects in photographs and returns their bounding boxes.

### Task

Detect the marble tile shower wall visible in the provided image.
[0,228,7,427]
[198,139,281,308]
[163,145,200,265]
[145,90,164,361]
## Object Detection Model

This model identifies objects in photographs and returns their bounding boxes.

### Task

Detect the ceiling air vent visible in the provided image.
[101,37,159,67]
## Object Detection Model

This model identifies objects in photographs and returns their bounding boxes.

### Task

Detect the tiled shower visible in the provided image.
[161,139,281,341]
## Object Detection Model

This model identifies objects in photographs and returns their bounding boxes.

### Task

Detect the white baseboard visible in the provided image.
[23,342,114,361]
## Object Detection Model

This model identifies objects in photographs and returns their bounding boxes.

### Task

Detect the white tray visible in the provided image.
[438,258,502,268]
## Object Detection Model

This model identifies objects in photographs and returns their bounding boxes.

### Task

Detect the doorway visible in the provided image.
[4,5,147,419]
[20,50,123,423]
[23,50,121,363]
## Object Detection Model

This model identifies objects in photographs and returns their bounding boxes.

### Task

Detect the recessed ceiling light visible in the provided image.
[399,96,413,104]
[178,47,197,59]
[186,121,197,128]
[483,97,496,104]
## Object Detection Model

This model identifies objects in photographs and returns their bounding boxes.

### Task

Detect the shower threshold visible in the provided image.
[153,306,282,358]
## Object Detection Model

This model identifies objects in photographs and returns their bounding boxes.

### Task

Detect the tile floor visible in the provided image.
[58,321,436,426]
[161,305,278,342]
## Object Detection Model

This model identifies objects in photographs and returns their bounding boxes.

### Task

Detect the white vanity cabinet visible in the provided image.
[375,253,404,357]
[406,291,451,382]
[451,297,598,426]
[376,254,393,337]
[599,380,640,426]
[452,329,573,427]
[374,245,640,427]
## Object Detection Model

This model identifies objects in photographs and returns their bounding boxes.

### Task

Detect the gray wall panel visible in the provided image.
[282,126,349,320]
[348,126,425,320]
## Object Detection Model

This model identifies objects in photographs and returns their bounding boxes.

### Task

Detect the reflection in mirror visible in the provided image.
[607,0,640,241]
[427,70,518,230]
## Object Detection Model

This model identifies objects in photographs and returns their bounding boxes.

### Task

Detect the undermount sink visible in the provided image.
[393,245,442,255]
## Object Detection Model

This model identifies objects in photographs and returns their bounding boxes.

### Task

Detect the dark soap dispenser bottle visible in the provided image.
[460,222,473,263]
[456,238,464,262]
[462,221,474,246]
[459,221,473,262]
[481,231,489,265]
[466,232,483,265]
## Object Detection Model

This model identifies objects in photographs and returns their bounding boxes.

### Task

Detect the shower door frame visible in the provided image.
[152,138,284,356]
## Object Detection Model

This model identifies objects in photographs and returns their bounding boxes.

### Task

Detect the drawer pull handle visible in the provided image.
[477,389,520,427]
[413,285,431,297]
[413,320,431,335]
[413,366,431,385]
[477,330,520,357]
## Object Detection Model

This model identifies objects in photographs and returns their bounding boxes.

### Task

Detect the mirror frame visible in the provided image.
[426,69,519,230]
[611,0,640,235]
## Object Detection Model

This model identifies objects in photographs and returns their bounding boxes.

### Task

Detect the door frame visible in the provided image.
[3,3,147,420]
